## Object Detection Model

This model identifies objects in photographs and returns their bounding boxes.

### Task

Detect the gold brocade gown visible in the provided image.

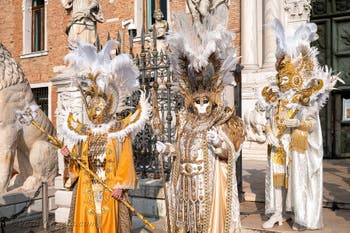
[168,107,244,233]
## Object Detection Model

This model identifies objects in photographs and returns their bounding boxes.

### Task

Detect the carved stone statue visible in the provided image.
[149,9,169,51]
[150,9,169,39]
[0,43,57,193]
[186,0,230,26]
[61,0,104,45]
[243,101,267,143]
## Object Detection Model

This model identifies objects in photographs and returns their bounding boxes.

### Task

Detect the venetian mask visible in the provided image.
[276,56,303,92]
[88,96,107,124]
[193,95,212,115]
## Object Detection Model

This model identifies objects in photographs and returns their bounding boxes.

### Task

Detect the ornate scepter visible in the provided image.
[16,105,156,231]
[151,83,172,233]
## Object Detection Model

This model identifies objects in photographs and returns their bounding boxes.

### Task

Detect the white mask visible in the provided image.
[194,102,210,114]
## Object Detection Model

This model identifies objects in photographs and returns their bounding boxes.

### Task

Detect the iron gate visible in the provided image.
[116,28,184,178]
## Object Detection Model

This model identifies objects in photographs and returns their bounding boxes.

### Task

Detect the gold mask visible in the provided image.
[276,56,303,92]
[88,96,107,124]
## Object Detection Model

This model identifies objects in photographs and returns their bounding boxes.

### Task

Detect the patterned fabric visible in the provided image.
[167,108,244,233]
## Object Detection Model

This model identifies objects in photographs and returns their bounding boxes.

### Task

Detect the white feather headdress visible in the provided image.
[59,40,151,142]
[167,13,239,104]
[269,19,343,111]
[63,40,140,115]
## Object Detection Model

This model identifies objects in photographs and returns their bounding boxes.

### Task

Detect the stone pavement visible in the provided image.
[132,159,350,233]
[3,159,350,233]
[242,159,350,208]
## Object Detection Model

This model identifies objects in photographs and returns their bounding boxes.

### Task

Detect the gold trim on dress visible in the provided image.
[273,173,288,188]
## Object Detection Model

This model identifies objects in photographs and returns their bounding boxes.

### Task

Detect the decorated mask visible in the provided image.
[88,96,107,124]
[193,95,212,115]
[276,55,303,92]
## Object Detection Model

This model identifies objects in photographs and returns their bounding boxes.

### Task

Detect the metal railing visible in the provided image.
[0,182,49,233]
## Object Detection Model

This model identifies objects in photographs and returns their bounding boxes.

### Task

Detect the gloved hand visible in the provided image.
[60,145,71,157]
[156,141,167,154]
[266,132,279,147]
[207,128,220,146]
[271,86,279,93]
[284,119,300,128]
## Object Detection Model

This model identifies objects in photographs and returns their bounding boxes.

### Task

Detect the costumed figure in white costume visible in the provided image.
[259,19,342,230]
[156,14,245,233]
[59,40,151,233]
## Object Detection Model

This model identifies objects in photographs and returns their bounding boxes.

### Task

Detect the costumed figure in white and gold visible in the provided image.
[259,19,342,230]
[156,14,245,233]
[59,40,151,233]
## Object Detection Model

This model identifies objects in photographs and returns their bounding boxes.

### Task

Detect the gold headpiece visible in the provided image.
[276,46,315,92]
[167,14,239,110]
[260,19,342,110]
[62,40,140,125]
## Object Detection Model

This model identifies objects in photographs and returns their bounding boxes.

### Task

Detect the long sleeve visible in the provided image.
[64,143,82,188]
[113,136,137,189]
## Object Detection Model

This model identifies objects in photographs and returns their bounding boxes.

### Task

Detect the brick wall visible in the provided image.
[0,0,241,123]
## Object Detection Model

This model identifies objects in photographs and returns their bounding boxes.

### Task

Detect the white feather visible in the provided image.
[167,13,238,88]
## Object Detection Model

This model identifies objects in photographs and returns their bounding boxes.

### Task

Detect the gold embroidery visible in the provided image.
[87,208,96,215]
[84,189,93,195]
[101,206,110,213]
[67,112,86,135]
[261,86,279,104]
[297,120,312,132]
[273,146,286,165]
[273,173,288,188]
[290,129,309,153]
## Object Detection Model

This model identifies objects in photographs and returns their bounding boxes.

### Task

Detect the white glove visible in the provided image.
[266,132,279,147]
[271,86,279,93]
[284,119,300,128]
[207,129,220,146]
[156,141,167,154]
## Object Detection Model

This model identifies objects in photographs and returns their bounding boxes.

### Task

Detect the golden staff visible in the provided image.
[151,84,172,233]
[18,112,156,231]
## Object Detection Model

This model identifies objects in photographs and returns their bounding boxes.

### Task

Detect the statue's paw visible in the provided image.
[256,135,267,143]
[22,176,41,191]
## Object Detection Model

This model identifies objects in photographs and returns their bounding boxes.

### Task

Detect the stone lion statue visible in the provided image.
[0,43,57,193]
[243,101,267,143]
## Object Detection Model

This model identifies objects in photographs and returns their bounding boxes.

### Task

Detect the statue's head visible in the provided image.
[153,9,164,21]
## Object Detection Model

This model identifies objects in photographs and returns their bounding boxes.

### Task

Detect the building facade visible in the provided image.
[1,0,349,223]
[0,0,241,222]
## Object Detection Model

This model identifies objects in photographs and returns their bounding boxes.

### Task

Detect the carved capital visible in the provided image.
[284,0,311,19]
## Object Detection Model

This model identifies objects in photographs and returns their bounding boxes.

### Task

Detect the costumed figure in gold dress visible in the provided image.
[259,19,342,230]
[156,14,245,233]
[59,40,151,233]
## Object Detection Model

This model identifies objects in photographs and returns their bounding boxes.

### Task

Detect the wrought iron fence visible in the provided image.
[102,26,241,188]
[110,27,184,179]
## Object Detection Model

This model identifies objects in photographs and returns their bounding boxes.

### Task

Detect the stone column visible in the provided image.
[241,0,259,70]
[284,0,311,29]
[51,68,85,223]
[263,0,281,69]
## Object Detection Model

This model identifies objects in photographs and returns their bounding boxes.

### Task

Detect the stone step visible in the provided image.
[0,187,56,224]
